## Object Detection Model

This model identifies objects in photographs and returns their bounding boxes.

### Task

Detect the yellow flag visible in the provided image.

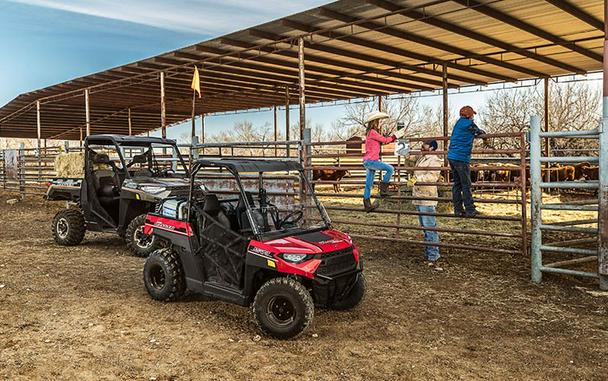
[191,66,201,98]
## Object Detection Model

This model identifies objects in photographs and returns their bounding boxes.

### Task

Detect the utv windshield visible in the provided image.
[120,142,188,178]
[192,162,331,240]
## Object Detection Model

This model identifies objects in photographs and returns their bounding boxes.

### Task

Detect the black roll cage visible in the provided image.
[187,159,332,240]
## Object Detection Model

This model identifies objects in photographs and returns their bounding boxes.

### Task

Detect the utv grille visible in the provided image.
[316,247,356,277]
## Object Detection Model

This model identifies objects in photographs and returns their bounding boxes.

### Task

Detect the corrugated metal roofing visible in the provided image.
[0,0,603,139]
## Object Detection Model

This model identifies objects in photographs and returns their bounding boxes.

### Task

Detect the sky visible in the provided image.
[0,0,602,142]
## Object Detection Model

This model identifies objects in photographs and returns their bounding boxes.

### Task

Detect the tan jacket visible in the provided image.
[412,154,442,206]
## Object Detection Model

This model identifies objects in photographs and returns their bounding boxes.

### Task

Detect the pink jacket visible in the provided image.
[363,129,396,161]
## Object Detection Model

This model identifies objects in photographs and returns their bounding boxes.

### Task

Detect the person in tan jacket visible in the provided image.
[410,140,442,263]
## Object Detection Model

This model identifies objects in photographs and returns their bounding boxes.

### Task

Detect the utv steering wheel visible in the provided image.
[154,168,175,177]
[278,210,304,229]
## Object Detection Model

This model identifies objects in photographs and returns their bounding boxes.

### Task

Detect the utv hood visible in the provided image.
[122,177,202,199]
[260,229,353,255]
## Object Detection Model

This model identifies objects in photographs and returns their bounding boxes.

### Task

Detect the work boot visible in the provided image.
[379,182,390,198]
[363,198,378,213]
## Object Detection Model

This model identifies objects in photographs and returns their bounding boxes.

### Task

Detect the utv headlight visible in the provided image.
[280,253,310,264]
[140,186,166,194]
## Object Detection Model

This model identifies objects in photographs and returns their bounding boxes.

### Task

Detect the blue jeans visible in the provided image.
[449,159,476,214]
[363,160,394,199]
[416,205,440,261]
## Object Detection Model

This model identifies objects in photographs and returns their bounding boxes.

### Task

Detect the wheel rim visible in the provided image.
[266,296,296,327]
[148,264,166,291]
[56,217,69,239]
[134,225,154,249]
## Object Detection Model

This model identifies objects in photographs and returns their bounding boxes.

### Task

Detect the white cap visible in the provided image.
[365,111,389,124]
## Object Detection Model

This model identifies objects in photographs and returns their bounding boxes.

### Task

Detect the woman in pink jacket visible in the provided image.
[362,111,397,212]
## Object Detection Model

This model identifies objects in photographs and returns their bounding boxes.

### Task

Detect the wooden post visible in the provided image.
[160,72,167,139]
[85,89,91,136]
[79,128,83,148]
[298,37,306,141]
[285,87,290,157]
[378,95,383,112]
[128,108,132,136]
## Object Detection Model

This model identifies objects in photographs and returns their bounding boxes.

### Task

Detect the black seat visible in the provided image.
[91,153,120,208]
[204,194,231,228]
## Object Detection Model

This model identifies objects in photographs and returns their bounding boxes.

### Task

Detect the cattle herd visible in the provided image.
[471,161,598,185]
[312,161,598,194]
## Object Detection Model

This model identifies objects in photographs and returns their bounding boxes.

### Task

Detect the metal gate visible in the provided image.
[529,115,608,289]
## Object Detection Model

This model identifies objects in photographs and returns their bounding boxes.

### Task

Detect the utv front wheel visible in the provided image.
[143,248,185,302]
[252,277,314,339]
[126,214,161,257]
[331,273,366,311]
[52,208,85,246]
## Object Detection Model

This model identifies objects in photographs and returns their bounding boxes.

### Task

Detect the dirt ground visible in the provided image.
[1,192,607,381]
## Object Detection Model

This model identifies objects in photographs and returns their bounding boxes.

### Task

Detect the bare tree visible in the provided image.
[479,81,600,154]
[337,96,443,139]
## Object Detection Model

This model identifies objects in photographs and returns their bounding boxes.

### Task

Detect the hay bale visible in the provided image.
[54,152,85,177]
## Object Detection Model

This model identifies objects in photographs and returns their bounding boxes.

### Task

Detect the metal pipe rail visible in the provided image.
[306,131,528,258]
[529,115,607,289]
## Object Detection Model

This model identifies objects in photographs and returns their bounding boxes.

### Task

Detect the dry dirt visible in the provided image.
[1,192,607,381]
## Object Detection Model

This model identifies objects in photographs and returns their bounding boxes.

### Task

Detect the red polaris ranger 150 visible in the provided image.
[143,159,365,339]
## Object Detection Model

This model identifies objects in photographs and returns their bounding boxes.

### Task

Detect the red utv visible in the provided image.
[142,159,365,339]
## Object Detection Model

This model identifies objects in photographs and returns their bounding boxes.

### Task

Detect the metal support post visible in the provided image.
[298,37,306,141]
[84,89,91,136]
[598,118,608,289]
[128,108,132,136]
[160,72,167,139]
[442,62,449,181]
[36,100,42,181]
[301,128,311,216]
[18,143,25,199]
[273,105,278,157]
[285,87,290,157]
[530,115,543,283]
[544,77,551,183]
[599,0,608,290]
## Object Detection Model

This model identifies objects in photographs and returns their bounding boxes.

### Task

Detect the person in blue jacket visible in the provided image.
[447,106,486,217]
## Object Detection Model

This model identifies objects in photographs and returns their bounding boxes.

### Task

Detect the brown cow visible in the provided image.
[313,169,350,192]
[581,165,599,181]
[574,162,591,180]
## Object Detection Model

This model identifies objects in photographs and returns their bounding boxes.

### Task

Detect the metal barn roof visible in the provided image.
[0,0,604,139]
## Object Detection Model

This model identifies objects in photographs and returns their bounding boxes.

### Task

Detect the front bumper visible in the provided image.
[311,264,363,308]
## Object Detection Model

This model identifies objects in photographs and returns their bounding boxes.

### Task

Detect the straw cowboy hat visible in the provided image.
[365,111,389,125]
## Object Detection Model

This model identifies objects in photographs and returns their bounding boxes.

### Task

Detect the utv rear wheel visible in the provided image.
[52,208,85,246]
[143,248,185,302]
[126,214,161,257]
[253,277,314,339]
[331,273,366,311]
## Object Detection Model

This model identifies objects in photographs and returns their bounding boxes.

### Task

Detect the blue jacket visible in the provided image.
[447,117,485,163]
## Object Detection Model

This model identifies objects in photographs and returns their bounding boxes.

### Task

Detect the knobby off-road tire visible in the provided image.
[143,248,185,302]
[52,208,85,246]
[252,277,314,340]
[331,273,366,311]
[125,214,161,257]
